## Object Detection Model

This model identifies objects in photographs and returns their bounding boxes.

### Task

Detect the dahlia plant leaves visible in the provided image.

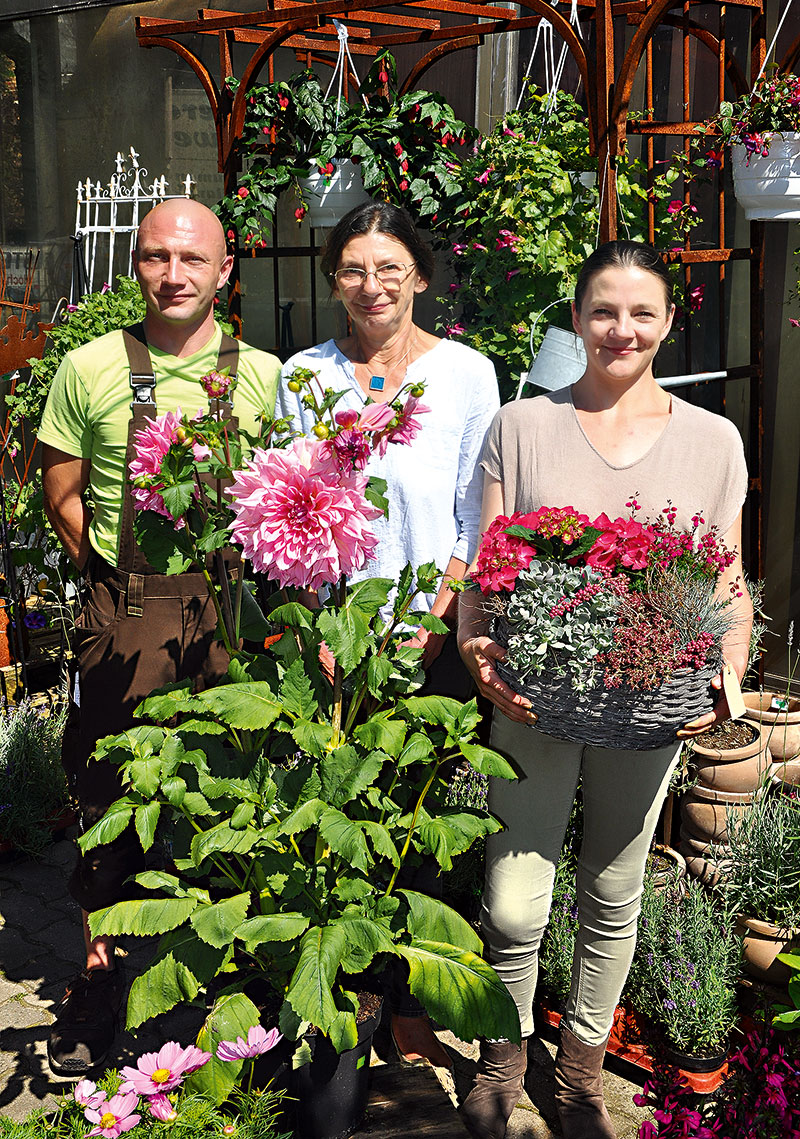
[192,682,283,731]
[346,577,392,618]
[327,1006,359,1055]
[319,808,371,872]
[365,476,389,516]
[320,744,386,807]
[397,730,435,768]
[162,776,186,807]
[399,890,482,955]
[93,724,164,760]
[191,893,251,949]
[279,658,318,720]
[181,792,216,816]
[88,896,198,939]
[127,751,162,799]
[197,773,258,802]
[366,654,393,697]
[360,820,400,867]
[317,606,370,675]
[134,509,194,573]
[331,915,396,973]
[286,924,348,1037]
[400,694,463,732]
[230,801,255,829]
[126,951,200,1030]
[160,479,196,521]
[353,713,406,758]
[458,741,518,780]
[78,797,136,852]
[398,940,521,1045]
[137,687,206,721]
[291,718,333,758]
[417,811,501,872]
[135,800,161,852]
[151,925,230,985]
[419,613,450,635]
[190,993,262,1103]
[276,797,326,837]
[238,913,310,950]
[135,870,188,897]
[190,820,262,867]
[393,563,415,617]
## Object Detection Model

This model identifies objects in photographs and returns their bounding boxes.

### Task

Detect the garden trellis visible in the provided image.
[73,147,195,298]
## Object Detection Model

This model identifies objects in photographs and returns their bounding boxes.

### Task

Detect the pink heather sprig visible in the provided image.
[549,573,629,620]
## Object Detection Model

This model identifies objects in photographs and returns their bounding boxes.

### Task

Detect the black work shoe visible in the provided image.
[47,963,125,1076]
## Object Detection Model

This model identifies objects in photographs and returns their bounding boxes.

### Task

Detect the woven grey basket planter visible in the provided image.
[492,617,719,751]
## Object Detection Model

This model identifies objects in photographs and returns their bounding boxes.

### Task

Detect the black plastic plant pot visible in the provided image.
[662,1041,729,1073]
[253,997,383,1139]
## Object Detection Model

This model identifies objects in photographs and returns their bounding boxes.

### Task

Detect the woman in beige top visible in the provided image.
[457,241,752,1139]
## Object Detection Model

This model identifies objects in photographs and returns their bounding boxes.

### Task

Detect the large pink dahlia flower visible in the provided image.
[227,437,381,590]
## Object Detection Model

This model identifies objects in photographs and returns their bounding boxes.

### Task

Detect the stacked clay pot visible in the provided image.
[742,691,800,788]
[680,723,771,886]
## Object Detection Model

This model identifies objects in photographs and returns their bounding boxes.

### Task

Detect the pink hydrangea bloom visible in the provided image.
[84,1092,141,1138]
[146,1093,178,1122]
[226,438,382,590]
[119,1041,211,1096]
[217,1025,283,1062]
[586,513,655,571]
[472,513,537,594]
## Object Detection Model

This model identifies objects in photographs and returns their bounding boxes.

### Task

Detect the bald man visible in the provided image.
[39,200,281,1076]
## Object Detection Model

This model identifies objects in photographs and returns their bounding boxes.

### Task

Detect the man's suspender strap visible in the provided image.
[121,323,240,408]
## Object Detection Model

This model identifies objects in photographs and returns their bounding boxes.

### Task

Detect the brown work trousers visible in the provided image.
[64,555,229,912]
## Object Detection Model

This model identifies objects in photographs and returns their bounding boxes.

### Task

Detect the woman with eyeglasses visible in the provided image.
[277,200,500,1068]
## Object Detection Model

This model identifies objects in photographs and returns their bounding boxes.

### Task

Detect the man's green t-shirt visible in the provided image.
[38,325,281,566]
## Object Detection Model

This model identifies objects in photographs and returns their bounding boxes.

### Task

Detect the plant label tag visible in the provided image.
[722,661,746,719]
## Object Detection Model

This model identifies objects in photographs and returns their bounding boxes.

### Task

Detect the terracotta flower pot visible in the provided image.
[691,724,772,794]
[735,915,800,985]
[680,782,764,845]
[742,690,800,765]
[648,843,687,889]
[679,829,730,887]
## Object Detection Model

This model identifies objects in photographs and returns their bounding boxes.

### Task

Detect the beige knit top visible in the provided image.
[480,387,748,536]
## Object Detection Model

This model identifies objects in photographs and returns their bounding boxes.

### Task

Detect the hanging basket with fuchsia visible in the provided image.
[472,502,739,750]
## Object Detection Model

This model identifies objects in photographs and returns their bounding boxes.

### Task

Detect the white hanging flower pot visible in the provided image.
[299,159,370,229]
[526,326,587,392]
[731,133,800,220]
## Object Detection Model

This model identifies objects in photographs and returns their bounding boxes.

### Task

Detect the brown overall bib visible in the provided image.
[67,324,239,912]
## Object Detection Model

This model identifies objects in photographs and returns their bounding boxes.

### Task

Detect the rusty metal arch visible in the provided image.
[399,37,481,94]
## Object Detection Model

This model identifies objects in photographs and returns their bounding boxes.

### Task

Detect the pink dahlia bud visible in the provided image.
[201,368,234,399]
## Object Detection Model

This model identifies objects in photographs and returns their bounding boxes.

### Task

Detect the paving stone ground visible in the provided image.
[0,831,650,1136]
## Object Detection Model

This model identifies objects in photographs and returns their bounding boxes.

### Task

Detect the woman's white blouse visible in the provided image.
[277,338,500,613]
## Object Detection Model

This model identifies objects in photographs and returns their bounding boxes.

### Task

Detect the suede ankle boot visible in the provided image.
[459,1039,528,1139]
[553,1025,617,1139]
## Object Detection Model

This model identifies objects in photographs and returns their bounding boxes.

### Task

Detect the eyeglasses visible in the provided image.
[332,262,416,289]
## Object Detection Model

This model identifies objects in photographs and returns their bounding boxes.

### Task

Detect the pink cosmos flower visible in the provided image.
[146,1093,178,1122]
[74,1079,104,1107]
[128,409,208,523]
[84,1092,141,1138]
[586,513,655,571]
[119,1041,211,1096]
[217,1025,283,1062]
[382,394,431,451]
[226,438,382,591]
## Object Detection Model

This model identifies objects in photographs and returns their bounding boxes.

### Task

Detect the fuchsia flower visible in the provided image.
[495,229,520,250]
[84,1092,141,1138]
[505,269,520,282]
[705,148,723,168]
[666,199,684,214]
[119,1041,211,1096]
[217,1025,283,1062]
[586,513,655,571]
[226,438,382,590]
[146,1094,178,1122]
[444,322,466,337]
[688,284,705,311]
[474,166,493,185]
